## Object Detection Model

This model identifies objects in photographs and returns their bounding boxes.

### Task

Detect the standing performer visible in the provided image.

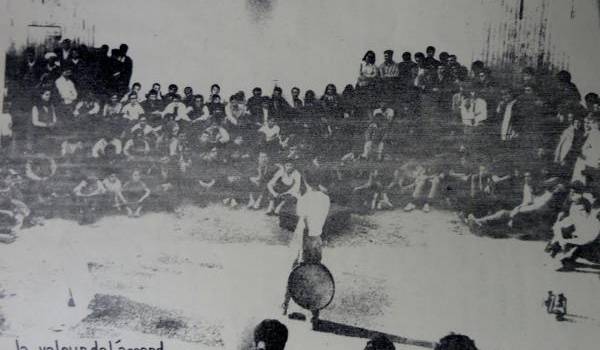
[282,172,331,326]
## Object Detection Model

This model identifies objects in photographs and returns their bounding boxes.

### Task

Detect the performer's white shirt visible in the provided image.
[294,189,331,238]
[55,76,78,105]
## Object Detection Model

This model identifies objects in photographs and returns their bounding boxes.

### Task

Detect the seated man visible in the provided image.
[468,176,566,230]
[0,176,30,243]
[73,173,107,225]
[123,129,151,160]
[131,116,161,136]
[551,185,600,269]
[403,163,443,213]
[266,161,301,215]
[202,119,230,146]
[25,153,58,220]
[92,133,123,158]
[140,90,164,127]
[60,137,86,159]
[548,181,591,254]
[162,94,192,122]
[451,161,511,220]
[352,167,385,211]
[258,118,281,155]
[361,113,386,160]
[121,93,145,122]
[73,93,101,120]
[122,169,151,217]
[247,151,272,210]
[102,171,127,211]
[571,112,600,184]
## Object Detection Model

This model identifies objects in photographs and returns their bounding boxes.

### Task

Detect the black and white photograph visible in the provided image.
[1,1,600,349]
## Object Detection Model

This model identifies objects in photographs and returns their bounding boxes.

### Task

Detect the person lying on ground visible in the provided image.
[468,176,566,230]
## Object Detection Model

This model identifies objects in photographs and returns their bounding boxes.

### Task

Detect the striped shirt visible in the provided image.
[379,61,400,78]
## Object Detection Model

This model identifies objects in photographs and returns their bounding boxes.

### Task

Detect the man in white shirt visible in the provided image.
[291,174,331,263]
[258,118,281,143]
[162,96,192,121]
[460,88,487,127]
[121,93,145,122]
[572,113,600,184]
[0,101,13,148]
[266,161,301,215]
[498,89,518,141]
[55,69,78,105]
[372,100,394,121]
[131,117,161,136]
[557,188,600,270]
[92,136,123,158]
[283,171,331,317]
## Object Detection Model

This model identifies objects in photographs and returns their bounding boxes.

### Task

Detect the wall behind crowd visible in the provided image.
[4,0,600,100]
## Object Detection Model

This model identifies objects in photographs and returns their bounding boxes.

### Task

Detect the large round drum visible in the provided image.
[287,263,335,311]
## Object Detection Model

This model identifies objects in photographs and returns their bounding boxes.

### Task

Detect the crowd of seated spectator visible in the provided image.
[1,40,600,268]
[251,318,479,350]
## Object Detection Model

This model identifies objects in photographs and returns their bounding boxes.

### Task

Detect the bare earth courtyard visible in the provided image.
[1,205,599,350]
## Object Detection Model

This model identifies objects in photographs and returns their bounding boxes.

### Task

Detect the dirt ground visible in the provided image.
[1,204,599,350]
